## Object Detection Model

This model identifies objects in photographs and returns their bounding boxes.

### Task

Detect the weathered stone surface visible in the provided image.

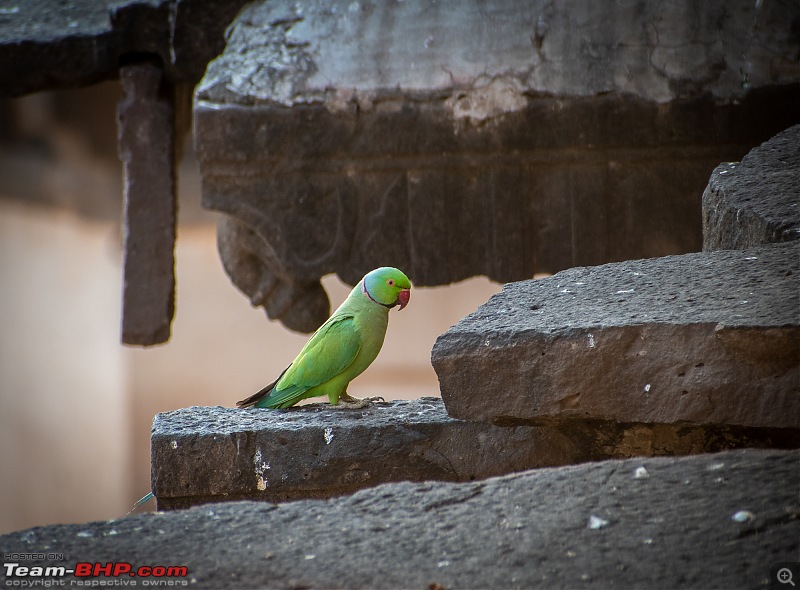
[151,398,577,509]
[195,0,800,331]
[433,242,800,429]
[704,124,800,251]
[152,399,797,511]
[118,63,176,345]
[198,0,800,107]
[2,449,798,589]
[0,0,249,98]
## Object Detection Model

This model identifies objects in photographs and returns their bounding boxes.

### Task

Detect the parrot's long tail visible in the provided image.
[127,492,154,515]
[237,366,289,408]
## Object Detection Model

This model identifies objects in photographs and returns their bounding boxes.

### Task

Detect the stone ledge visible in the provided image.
[150,398,581,509]
[151,398,798,510]
[3,449,798,589]
[433,241,800,428]
[151,398,572,509]
[703,124,800,251]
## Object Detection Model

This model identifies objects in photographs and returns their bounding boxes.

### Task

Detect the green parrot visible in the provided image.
[237,267,412,409]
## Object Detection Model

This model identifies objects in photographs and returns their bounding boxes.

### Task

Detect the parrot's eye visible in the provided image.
[387,279,395,286]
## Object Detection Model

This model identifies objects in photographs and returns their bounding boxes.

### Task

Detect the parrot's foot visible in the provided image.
[332,394,385,409]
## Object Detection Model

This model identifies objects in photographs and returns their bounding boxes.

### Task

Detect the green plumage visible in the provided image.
[237,267,411,409]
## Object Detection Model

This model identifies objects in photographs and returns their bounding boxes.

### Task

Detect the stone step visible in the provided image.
[703,124,800,251]
[2,449,797,589]
[151,398,796,510]
[151,398,568,509]
[432,241,799,429]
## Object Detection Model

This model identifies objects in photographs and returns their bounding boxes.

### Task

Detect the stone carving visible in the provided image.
[216,215,331,332]
[195,0,800,331]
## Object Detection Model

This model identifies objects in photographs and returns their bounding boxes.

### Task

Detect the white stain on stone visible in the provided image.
[254,448,270,491]
[447,76,528,123]
[634,466,649,479]
[171,440,178,449]
[644,383,651,394]
[587,333,596,348]
[324,426,334,445]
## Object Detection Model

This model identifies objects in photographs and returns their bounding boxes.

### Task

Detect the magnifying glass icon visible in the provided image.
[778,568,796,586]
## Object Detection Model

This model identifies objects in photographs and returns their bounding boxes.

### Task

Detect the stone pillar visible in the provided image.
[118,62,177,345]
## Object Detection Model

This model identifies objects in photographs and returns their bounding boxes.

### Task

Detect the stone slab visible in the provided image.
[433,241,800,429]
[704,124,800,251]
[150,398,584,509]
[151,398,798,510]
[2,449,798,589]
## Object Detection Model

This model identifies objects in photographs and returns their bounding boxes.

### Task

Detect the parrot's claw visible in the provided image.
[332,394,385,409]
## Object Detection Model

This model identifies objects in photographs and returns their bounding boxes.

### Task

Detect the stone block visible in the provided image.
[703,124,800,251]
[3,449,798,589]
[194,0,800,331]
[433,242,800,429]
[150,398,579,509]
[151,398,797,510]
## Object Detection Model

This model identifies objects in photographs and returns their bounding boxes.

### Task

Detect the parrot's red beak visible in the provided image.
[396,288,410,311]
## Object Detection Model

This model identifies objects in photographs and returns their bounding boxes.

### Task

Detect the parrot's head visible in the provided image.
[362,267,412,311]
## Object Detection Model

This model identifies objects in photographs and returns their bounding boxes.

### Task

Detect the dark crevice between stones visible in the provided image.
[491,415,800,458]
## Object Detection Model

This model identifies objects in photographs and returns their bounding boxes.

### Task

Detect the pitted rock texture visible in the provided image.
[704,124,800,251]
[433,242,800,429]
[195,0,800,331]
[2,449,798,589]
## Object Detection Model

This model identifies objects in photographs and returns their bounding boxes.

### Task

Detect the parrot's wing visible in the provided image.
[265,313,362,407]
